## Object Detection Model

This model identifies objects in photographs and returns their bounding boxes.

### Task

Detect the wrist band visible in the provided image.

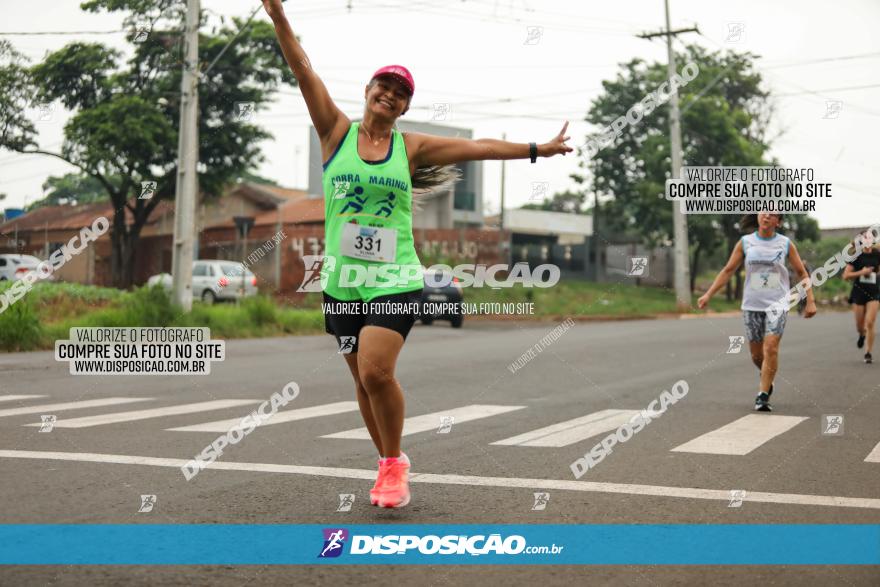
[529,142,538,163]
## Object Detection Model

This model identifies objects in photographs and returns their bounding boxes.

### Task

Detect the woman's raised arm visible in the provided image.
[262,0,349,141]
[408,122,573,168]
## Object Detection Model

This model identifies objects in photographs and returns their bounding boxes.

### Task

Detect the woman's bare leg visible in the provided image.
[760,334,781,393]
[356,326,406,459]
[864,301,879,355]
[854,304,866,338]
[342,353,384,457]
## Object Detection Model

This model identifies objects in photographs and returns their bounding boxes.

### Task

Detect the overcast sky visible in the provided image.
[1,0,878,229]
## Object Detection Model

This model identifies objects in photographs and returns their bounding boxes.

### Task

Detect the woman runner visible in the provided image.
[697,213,817,411]
[262,0,573,507]
[842,229,880,364]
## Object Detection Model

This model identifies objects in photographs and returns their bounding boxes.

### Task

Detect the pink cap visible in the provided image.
[370,65,415,96]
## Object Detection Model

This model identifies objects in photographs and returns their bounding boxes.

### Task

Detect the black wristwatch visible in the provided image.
[529,142,538,163]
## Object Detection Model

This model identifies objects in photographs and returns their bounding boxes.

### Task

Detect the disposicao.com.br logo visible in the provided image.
[297,257,561,292]
[318,528,349,558]
[318,528,563,558]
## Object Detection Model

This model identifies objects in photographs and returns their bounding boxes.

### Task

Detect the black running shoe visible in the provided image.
[866,353,873,364]
[754,392,772,412]
[858,334,865,349]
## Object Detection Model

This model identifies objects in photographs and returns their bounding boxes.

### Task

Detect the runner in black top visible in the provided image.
[843,229,880,363]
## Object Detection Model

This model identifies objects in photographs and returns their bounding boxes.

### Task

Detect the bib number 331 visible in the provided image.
[340,222,397,263]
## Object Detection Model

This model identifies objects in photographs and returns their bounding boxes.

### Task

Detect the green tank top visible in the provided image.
[321,122,423,301]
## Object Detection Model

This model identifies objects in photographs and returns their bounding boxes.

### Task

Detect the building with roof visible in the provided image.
[0,180,507,293]
[0,182,310,286]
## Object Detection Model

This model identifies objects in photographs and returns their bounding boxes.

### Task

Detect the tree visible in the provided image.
[573,44,816,297]
[521,190,587,214]
[0,0,294,287]
[26,173,108,210]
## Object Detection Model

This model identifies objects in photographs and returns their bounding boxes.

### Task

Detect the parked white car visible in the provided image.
[147,260,258,304]
[0,254,44,282]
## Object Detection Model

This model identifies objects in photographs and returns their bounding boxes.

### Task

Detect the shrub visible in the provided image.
[0,300,43,352]
[242,295,277,326]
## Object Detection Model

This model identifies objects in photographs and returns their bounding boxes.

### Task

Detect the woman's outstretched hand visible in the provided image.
[261,0,285,21]
[541,121,574,158]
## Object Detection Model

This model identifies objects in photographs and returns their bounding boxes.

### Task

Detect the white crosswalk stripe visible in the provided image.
[8,394,878,468]
[491,409,641,447]
[24,399,258,429]
[321,404,526,439]
[0,397,152,419]
[671,414,809,456]
[0,395,47,403]
[167,401,361,432]
[865,441,880,463]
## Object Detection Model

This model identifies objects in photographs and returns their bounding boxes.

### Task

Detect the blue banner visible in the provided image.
[0,525,877,565]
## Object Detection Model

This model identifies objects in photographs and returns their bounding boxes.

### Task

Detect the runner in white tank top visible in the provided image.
[741,231,791,312]
[698,213,817,411]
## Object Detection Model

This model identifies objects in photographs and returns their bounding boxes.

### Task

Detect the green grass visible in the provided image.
[461,279,743,318]
[5,283,325,352]
[0,272,852,352]
[0,302,42,352]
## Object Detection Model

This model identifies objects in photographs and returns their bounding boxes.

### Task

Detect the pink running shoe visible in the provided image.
[378,452,411,508]
[370,458,390,506]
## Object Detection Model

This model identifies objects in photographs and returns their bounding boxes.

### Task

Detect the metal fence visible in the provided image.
[510,239,674,287]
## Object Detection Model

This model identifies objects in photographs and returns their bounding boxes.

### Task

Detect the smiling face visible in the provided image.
[364,75,411,121]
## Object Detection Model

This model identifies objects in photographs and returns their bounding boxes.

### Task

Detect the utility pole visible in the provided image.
[500,132,508,266]
[593,192,601,281]
[171,0,200,311]
[638,0,697,309]
[500,132,506,233]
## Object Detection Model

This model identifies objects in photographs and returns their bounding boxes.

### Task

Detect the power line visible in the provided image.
[775,83,880,97]
[762,51,880,69]
[0,30,125,36]
[3,170,67,185]
[694,31,880,118]
[394,2,640,36]
[462,0,657,29]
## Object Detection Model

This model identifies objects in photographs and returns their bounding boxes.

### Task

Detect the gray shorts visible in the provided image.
[742,310,787,342]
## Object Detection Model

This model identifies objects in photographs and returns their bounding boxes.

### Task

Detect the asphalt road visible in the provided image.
[0,311,878,585]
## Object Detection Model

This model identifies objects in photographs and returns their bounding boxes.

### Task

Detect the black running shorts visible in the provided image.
[849,285,880,305]
[323,289,423,354]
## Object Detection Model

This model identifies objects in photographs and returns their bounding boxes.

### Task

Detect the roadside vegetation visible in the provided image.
[0,283,324,352]
[0,275,849,352]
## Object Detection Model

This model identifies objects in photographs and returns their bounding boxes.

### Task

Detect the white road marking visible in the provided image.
[491,409,640,447]
[865,441,880,463]
[0,397,151,419]
[0,395,46,403]
[321,404,526,439]
[24,400,257,429]
[671,414,808,455]
[0,449,878,510]
[167,401,361,432]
